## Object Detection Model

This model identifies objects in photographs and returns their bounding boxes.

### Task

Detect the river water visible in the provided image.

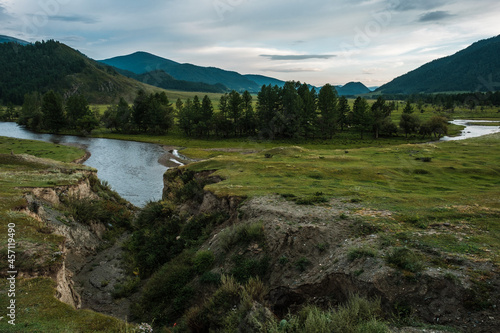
[0,122,170,207]
[440,119,500,141]
[1,120,500,206]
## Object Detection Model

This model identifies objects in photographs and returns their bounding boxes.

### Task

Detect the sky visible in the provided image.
[0,0,499,87]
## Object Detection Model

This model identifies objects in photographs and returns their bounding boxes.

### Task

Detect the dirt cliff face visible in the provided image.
[163,168,499,332]
[18,171,132,318]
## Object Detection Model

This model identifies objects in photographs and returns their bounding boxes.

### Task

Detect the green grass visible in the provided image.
[0,138,135,332]
[0,136,85,162]
[186,133,500,264]
[0,278,134,332]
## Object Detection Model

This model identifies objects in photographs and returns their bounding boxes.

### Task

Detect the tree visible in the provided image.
[227,91,243,136]
[399,100,420,138]
[350,97,371,139]
[42,90,65,132]
[256,84,280,139]
[214,94,232,138]
[116,97,132,132]
[370,96,392,139]
[337,96,350,131]
[178,99,194,136]
[66,94,91,128]
[297,83,318,138]
[279,81,303,138]
[196,95,214,138]
[317,84,338,139]
[19,92,43,131]
[132,90,149,132]
[423,116,448,139]
[241,91,257,136]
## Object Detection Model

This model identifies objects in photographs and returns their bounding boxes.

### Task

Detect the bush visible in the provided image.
[192,250,215,274]
[267,295,388,333]
[386,247,424,273]
[219,220,265,252]
[231,255,270,283]
[112,276,140,299]
[295,257,311,272]
[200,271,221,285]
[347,247,377,261]
[135,252,195,326]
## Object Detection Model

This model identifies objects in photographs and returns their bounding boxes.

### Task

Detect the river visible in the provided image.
[2,120,500,206]
[440,119,500,141]
[0,122,177,207]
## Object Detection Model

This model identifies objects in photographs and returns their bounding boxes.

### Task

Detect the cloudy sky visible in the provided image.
[1,0,499,86]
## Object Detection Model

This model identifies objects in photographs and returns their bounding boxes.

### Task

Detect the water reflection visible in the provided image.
[0,122,168,207]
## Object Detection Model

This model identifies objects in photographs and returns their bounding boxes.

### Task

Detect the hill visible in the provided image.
[100,51,261,92]
[115,68,227,93]
[377,35,500,94]
[0,35,29,45]
[244,74,287,88]
[0,40,161,104]
[336,81,371,96]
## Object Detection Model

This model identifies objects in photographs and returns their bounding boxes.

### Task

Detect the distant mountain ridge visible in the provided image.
[116,68,227,93]
[0,35,29,45]
[101,51,370,94]
[336,82,371,96]
[377,35,500,94]
[100,52,261,92]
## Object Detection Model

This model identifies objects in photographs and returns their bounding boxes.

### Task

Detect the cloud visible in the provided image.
[262,67,322,73]
[418,11,454,22]
[49,15,98,24]
[392,0,448,11]
[261,54,336,61]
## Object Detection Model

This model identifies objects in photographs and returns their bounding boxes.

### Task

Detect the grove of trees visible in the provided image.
[11,81,458,140]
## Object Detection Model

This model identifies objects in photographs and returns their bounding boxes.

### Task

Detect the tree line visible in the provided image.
[13,81,450,140]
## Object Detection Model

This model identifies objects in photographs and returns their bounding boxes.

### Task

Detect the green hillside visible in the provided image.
[377,35,500,94]
[116,68,227,93]
[0,40,162,105]
[0,35,29,45]
[100,51,261,92]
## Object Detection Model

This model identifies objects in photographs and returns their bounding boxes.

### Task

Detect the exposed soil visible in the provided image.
[73,234,135,321]
[196,193,499,332]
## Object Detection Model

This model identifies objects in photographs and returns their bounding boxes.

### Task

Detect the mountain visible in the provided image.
[336,82,371,96]
[0,35,29,45]
[100,52,261,92]
[244,74,286,88]
[117,68,227,93]
[0,40,161,104]
[377,35,500,94]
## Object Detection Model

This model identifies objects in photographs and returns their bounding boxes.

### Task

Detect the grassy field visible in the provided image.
[0,138,134,332]
[186,133,500,265]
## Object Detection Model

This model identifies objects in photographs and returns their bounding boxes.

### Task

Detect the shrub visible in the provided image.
[219,221,264,252]
[386,247,424,273]
[112,276,140,299]
[347,247,377,261]
[192,250,215,274]
[295,257,311,272]
[200,271,221,285]
[231,255,270,283]
[134,252,195,326]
